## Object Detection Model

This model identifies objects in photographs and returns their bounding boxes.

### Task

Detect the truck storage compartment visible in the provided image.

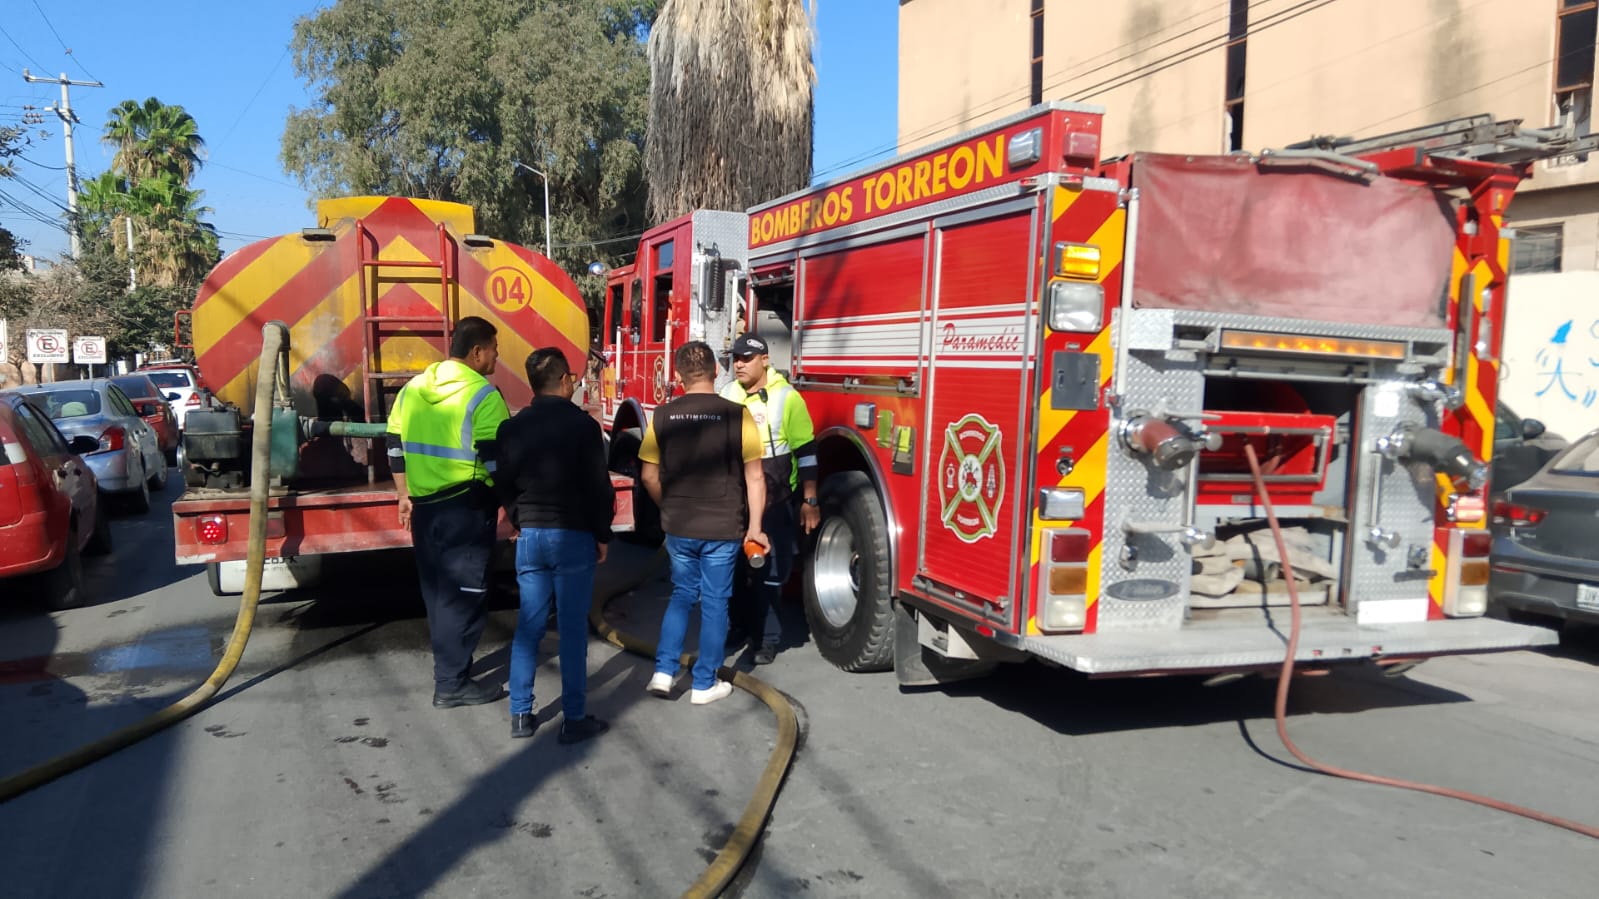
[1191,379,1358,612]
[183,407,243,462]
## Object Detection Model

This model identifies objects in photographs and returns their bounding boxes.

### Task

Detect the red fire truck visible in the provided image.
[599,104,1582,682]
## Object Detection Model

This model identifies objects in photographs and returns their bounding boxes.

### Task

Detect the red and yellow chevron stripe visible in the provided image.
[1025,184,1124,635]
[192,197,587,417]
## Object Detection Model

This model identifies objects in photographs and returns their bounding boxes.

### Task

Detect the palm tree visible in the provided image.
[645,0,815,222]
[103,97,206,183]
[130,173,218,287]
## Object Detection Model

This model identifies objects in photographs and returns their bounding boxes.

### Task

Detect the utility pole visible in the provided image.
[23,70,104,259]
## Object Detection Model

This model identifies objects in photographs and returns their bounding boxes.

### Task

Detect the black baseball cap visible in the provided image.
[731,333,769,357]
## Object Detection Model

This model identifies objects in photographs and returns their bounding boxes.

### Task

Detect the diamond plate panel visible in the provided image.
[1098,319,1204,632]
[1346,382,1440,606]
[690,211,750,391]
[1126,308,1174,350]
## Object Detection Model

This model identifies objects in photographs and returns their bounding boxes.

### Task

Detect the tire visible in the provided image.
[608,426,664,547]
[127,461,152,515]
[42,527,86,610]
[164,447,177,468]
[803,471,895,672]
[85,503,113,556]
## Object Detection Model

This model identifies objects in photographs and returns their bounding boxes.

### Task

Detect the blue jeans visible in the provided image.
[656,535,740,690]
[509,528,598,718]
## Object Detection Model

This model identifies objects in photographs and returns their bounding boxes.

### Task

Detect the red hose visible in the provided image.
[1243,444,1599,841]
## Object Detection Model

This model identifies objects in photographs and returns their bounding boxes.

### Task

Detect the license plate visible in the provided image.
[1578,583,1599,613]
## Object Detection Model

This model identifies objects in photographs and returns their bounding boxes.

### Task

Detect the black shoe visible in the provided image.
[510,712,537,739]
[557,716,610,745]
[432,679,505,708]
[752,644,777,666]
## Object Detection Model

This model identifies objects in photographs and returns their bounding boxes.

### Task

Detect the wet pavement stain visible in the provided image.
[334,735,389,748]
[342,777,365,796]
[353,717,370,727]
[0,625,219,685]
[518,822,553,838]
[374,782,405,805]
[203,724,246,739]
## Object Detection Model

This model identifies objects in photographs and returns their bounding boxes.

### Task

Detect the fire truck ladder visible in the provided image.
[354,220,457,425]
[1286,113,1599,166]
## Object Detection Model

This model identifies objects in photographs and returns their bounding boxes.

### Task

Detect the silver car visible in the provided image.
[11,380,168,514]
[1490,428,1599,624]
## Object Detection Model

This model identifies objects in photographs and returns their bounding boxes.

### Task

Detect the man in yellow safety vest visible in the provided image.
[385,316,509,708]
[721,332,819,665]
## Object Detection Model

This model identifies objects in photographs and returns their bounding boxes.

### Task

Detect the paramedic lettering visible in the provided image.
[749,132,1009,248]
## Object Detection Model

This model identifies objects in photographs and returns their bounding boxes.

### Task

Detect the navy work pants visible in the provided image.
[733,499,795,647]
[411,487,497,691]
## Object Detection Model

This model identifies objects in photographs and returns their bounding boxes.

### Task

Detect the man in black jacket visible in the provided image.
[494,348,614,743]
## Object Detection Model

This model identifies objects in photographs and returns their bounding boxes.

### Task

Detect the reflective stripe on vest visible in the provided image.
[394,374,498,494]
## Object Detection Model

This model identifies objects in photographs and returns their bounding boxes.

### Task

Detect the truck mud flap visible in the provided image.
[1019,618,1557,675]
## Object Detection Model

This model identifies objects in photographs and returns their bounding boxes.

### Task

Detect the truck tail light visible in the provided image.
[1442,528,1491,618]
[1046,281,1104,332]
[1038,528,1091,633]
[197,515,228,545]
[93,427,125,454]
[1491,500,1544,528]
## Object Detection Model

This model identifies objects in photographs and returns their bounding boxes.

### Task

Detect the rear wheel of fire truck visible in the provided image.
[609,427,663,546]
[804,471,895,672]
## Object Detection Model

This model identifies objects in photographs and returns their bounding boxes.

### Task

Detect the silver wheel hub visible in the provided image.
[813,516,861,629]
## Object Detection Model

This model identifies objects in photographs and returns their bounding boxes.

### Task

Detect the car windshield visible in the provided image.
[29,389,102,420]
[145,371,192,389]
[112,377,155,398]
[1549,435,1599,475]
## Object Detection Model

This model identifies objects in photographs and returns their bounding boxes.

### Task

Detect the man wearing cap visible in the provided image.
[721,332,819,665]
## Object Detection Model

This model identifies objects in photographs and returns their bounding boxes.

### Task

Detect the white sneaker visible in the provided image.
[646,672,674,697]
[690,681,734,705]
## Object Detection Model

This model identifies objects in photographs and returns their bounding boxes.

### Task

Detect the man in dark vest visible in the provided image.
[637,341,767,705]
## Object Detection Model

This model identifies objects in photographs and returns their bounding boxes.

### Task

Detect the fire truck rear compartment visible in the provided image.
[1189,378,1358,616]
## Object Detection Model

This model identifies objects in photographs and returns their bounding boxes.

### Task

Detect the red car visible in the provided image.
[0,392,111,609]
[112,374,182,465]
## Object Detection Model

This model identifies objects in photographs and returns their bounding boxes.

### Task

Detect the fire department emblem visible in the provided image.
[938,413,1005,544]
[651,356,667,403]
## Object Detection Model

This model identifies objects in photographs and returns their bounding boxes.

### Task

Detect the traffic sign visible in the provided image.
[26,329,70,364]
[73,335,107,365]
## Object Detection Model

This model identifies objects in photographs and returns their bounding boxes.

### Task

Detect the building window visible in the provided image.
[1030,0,1044,106]
[1224,0,1248,151]
[1557,1,1596,136]
[1511,225,1564,274]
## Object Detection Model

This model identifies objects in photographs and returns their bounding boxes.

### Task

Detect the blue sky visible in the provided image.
[0,0,897,262]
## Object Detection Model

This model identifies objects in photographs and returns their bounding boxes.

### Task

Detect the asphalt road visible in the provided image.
[1,477,1596,898]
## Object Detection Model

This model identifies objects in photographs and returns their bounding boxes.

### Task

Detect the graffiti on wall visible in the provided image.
[1533,319,1599,408]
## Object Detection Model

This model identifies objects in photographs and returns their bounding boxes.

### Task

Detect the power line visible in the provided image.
[215,47,290,149]
[28,0,99,81]
[19,154,65,171]
[552,230,645,249]
[0,23,50,74]
[208,161,304,191]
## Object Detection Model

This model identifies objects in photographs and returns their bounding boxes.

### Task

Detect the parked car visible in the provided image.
[112,374,181,466]
[1490,428,1599,625]
[8,379,167,514]
[1492,403,1568,493]
[0,393,111,609]
[137,361,209,430]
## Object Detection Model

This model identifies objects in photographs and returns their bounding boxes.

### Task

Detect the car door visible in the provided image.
[13,400,86,547]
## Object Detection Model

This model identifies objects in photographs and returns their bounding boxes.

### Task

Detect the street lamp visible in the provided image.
[512,160,552,259]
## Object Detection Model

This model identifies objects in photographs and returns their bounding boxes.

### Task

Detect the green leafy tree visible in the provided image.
[282,0,657,289]
[645,0,814,221]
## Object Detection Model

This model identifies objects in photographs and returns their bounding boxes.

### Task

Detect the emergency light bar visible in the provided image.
[1219,330,1407,360]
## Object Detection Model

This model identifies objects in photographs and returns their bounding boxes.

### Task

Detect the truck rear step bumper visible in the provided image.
[1018,617,1557,675]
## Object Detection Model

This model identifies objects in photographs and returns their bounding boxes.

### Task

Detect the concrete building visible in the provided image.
[898,0,1599,435]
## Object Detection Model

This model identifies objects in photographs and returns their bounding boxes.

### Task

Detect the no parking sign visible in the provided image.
[73,336,106,364]
[25,329,69,364]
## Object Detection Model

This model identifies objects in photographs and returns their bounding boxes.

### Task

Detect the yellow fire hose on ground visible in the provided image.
[588,560,801,899]
[0,320,802,897]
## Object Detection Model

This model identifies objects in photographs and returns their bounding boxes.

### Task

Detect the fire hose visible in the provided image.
[1243,443,1599,842]
[0,320,800,898]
